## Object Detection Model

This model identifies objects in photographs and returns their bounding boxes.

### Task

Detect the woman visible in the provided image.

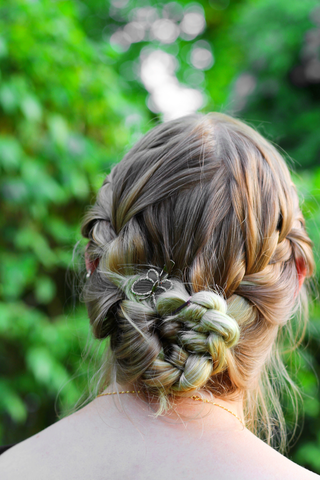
[0,112,318,479]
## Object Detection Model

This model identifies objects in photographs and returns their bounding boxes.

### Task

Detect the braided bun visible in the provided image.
[157,286,240,379]
[85,268,240,401]
[81,112,314,450]
[157,284,239,392]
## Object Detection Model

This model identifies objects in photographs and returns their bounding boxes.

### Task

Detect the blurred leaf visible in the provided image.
[0,84,19,113]
[35,276,56,304]
[0,382,27,423]
[295,442,320,470]
[0,137,22,171]
[47,114,69,148]
[20,94,42,122]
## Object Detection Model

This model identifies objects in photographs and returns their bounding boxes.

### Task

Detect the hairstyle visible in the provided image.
[80,112,314,452]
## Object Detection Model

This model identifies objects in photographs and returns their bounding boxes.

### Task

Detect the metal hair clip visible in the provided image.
[131,261,175,303]
[171,297,192,315]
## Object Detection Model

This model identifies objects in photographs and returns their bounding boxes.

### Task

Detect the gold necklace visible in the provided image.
[97,391,244,427]
[190,395,244,427]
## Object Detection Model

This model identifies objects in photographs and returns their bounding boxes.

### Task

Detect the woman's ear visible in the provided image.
[85,241,100,275]
[296,256,307,291]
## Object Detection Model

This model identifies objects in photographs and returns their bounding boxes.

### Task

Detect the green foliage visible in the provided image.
[0,0,146,444]
[0,0,320,473]
[225,0,320,169]
[223,9,320,468]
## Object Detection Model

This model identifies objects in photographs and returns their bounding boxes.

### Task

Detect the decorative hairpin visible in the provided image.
[131,260,175,304]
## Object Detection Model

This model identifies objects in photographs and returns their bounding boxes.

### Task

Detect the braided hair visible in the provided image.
[81,112,314,450]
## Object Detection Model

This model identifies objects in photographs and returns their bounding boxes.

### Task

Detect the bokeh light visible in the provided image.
[180,6,206,40]
[140,49,204,120]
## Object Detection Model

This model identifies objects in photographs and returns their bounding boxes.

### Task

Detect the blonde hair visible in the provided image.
[81,112,314,452]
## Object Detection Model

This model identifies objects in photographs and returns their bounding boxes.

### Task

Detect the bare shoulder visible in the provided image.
[0,412,81,480]
[0,403,112,480]
[0,435,43,480]
[241,429,320,480]
[0,435,51,479]
[1,405,319,480]
[266,451,319,479]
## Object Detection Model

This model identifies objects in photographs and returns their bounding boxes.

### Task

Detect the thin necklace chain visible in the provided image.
[97,391,244,427]
[190,395,244,427]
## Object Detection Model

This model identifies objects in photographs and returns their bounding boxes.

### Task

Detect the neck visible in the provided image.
[97,383,245,429]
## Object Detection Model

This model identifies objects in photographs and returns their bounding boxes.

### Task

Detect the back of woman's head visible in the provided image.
[81,112,314,450]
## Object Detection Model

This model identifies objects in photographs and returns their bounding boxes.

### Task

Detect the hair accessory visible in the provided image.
[98,390,141,396]
[172,297,192,315]
[96,391,244,427]
[131,261,175,304]
[190,395,244,427]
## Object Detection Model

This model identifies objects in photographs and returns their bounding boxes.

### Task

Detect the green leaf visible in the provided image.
[20,94,42,121]
[35,276,56,304]
[47,114,69,147]
[0,382,27,423]
[0,84,19,113]
[0,137,22,171]
[0,37,8,58]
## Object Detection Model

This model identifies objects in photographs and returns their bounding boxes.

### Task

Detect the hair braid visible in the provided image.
[80,112,315,451]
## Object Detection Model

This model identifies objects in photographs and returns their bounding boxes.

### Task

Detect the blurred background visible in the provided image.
[0,0,320,472]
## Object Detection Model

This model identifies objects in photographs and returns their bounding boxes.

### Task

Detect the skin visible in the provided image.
[0,254,316,480]
[0,386,319,480]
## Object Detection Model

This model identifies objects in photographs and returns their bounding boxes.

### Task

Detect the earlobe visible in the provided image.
[85,241,100,276]
[295,256,307,291]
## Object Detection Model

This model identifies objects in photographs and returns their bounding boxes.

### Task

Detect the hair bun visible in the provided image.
[155,282,240,377]
[188,291,240,347]
[80,112,315,447]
